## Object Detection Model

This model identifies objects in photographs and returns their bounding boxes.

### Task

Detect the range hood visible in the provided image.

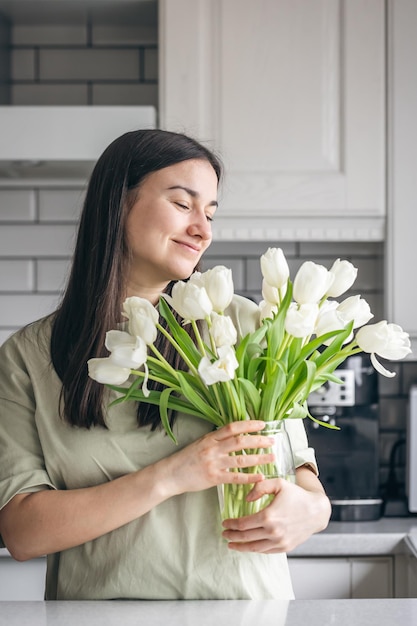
[0,105,156,180]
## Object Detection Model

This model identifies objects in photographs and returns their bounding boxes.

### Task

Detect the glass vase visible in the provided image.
[217,420,296,520]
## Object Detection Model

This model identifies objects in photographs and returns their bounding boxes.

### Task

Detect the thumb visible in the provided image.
[246,477,285,501]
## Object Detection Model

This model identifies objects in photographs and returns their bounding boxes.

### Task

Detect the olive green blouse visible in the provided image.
[0,295,317,600]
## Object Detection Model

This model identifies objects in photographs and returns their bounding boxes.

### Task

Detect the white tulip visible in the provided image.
[337,295,373,329]
[260,247,290,289]
[285,302,319,338]
[262,279,287,305]
[356,321,411,377]
[198,345,239,385]
[196,266,234,313]
[122,297,158,345]
[87,357,131,385]
[168,281,213,321]
[259,299,278,322]
[315,304,351,345]
[326,259,358,297]
[105,329,136,351]
[210,312,237,347]
[109,338,148,370]
[293,261,334,304]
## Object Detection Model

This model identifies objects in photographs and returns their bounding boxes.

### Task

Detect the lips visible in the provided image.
[174,240,201,253]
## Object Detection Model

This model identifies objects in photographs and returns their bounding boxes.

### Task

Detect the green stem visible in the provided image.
[153,324,200,377]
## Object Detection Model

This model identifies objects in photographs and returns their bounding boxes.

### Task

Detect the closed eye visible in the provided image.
[175,202,190,210]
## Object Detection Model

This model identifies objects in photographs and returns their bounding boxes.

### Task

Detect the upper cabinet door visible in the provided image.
[159,0,385,241]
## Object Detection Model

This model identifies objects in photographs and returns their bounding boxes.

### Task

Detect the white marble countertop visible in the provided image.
[0,599,417,626]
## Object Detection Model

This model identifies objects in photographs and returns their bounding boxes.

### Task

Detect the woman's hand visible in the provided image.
[221,466,331,554]
[161,420,276,496]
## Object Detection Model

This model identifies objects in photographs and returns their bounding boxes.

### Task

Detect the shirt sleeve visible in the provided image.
[0,328,56,548]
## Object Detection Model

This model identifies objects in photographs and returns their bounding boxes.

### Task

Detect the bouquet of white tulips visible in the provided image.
[88,247,411,519]
[88,247,411,443]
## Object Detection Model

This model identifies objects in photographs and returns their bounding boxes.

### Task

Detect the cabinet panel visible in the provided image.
[289,557,351,599]
[288,556,394,599]
[0,555,46,601]
[351,557,393,599]
[160,0,385,230]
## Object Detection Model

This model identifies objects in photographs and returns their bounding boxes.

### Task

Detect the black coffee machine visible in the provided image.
[306,354,382,521]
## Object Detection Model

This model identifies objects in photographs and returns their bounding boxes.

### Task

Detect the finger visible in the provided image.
[227,451,275,471]
[226,434,276,454]
[214,420,265,441]
[245,477,285,501]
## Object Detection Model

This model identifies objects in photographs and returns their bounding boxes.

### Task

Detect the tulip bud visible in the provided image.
[285,303,319,338]
[262,279,285,305]
[326,259,358,297]
[210,312,237,347]
[337,295,373,329]
[122,297,158,345]
[169,281,213,321]
[293,262,334,305]
[198,266,234,313]
[315,304,351,345]
[260,247,290,289]
[259,299,278,322]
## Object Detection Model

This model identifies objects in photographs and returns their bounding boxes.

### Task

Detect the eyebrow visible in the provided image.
[167,185,218,208]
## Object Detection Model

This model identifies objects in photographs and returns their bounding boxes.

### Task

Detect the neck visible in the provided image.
[125,280,170,305]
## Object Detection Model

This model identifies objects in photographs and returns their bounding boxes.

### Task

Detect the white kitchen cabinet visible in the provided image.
[0,551,46,601]
[288,556,394,599]
[159,0,385,241]
[386,0,417,355]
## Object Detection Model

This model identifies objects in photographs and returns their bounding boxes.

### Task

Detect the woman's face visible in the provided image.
[125,158,218,301]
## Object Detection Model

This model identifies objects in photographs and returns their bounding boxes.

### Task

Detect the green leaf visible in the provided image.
[259,360,286,421]
[159,387,178,443]
[307,412,340,430]
[176,372,223,424]
[158,297,203,367]
[285,401,308,419]
[237,377,262,418]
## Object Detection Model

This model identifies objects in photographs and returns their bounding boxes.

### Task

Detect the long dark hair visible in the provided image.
[50,129,222,429]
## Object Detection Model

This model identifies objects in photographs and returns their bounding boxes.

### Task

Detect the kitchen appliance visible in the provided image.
[306,354,382,521]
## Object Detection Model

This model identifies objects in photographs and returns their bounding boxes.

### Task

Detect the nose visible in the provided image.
[188,211,212,241]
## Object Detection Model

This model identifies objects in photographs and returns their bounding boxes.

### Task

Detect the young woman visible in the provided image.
[0,129,331,600]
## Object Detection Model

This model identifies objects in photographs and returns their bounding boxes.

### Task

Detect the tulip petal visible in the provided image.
[370,353,396,378]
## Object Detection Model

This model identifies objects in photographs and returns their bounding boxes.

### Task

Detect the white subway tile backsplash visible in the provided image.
[39,49,140,81]
[92,83,158,107]
[12,25,87,46]
[0,294,59,327]
[0,189,36,221]
[0,225,76,257]
[12,83,88,106]
[92,25,158,46]
[37,259,71,292]
[39,189,85,222]
[144,48,158,81]
[11,49,35,81]
[0,260,34,291]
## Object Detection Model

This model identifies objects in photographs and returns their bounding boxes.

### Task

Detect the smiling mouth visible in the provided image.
[174,240,201,253]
